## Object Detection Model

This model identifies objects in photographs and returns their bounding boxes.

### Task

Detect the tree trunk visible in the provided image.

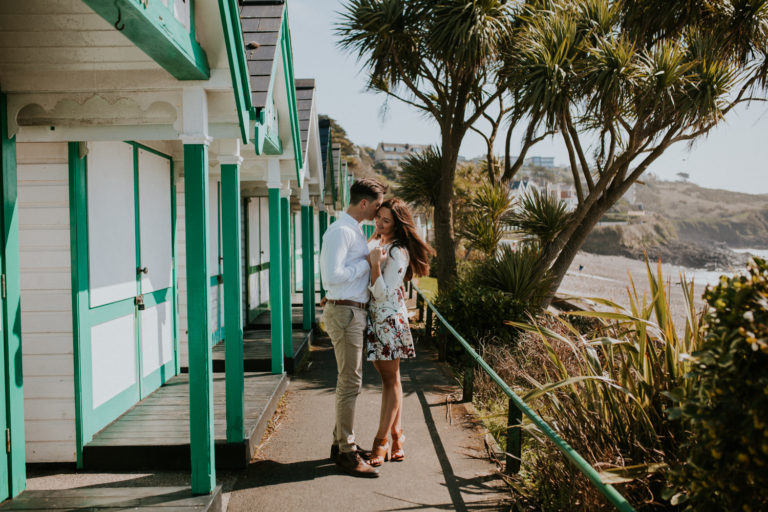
[542,197,613,307]
[434,133,462,291]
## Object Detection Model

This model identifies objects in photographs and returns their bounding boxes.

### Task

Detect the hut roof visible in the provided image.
[295,79,315,160]
[240,1,285,109]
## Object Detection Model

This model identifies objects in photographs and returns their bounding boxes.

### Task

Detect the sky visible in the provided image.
[286,0,768,195]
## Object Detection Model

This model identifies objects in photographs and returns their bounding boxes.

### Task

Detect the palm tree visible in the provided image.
[458,182,514,257]
[500,0,768,304]
[393,146,442,211]
[337,0,515,290]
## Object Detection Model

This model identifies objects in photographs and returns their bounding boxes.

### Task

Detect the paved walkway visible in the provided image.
[227,333,511,511]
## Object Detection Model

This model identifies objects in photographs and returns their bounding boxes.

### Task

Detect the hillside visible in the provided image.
[583,177,768,269]
[321,116,394,187]
[635,177,768,248]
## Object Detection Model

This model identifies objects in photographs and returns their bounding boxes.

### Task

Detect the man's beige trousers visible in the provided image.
[322,302,368,453]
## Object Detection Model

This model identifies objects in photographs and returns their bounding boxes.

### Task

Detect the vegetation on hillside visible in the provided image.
[636,177,768,248]
[321,116,393,186]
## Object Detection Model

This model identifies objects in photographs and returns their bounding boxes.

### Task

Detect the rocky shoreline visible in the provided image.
[603,239,750,271]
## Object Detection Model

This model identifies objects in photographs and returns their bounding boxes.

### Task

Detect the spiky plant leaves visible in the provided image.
[476,243,555,306]
[393,146,442,209]
[508,188,572,245]
[458,181,515,257]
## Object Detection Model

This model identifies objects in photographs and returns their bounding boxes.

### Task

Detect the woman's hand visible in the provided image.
[370,246,387,267]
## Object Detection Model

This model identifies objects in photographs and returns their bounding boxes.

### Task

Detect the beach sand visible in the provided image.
[557,252,733,323]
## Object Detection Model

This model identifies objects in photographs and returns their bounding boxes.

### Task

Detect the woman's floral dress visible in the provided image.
[365,240,415,361]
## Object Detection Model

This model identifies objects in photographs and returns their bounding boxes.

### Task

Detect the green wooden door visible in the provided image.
[1,89,24,500]
[0,224,8,502]
[72,142,177,452]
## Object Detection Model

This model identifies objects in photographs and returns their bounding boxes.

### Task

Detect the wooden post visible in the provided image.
[308,205,316,324]
[506,398,522,474]
[425,306,433,345]
[183,141,216,494]
[463,358,475,403]
[280,192,292,358]
[300,199,312,331]
[267,163,284,374]
[318,209,328,299]
[417,294,424,323]
[221,159,244,443]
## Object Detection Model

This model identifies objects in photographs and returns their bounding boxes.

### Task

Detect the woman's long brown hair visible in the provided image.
[379,198,435,281]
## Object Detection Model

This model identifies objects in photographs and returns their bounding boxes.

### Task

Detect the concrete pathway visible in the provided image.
[227,334,511,511]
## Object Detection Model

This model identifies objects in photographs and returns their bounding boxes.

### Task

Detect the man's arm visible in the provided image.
[319,228,370,287]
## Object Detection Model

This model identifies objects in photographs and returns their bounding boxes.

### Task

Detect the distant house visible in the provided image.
[525,156,555,168]
[374,142,429,170]
[545,183,579,211]
[509,180,540,203]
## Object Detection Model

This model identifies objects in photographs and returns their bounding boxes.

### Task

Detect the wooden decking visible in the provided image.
[250,306,317,329]
[210,328,311,374]
[83,372,288,470]
[0,486,222,512]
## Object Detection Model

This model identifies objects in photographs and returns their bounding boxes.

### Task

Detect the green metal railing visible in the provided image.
[409,282,636,512]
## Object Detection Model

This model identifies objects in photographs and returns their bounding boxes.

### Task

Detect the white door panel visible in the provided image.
[138,149,173,294]
[141,302,173,377]
[91,315,136,408]
[248,199,260,267]
[208,178,220,277]
[259,197,269,264]
[87,142,136,307]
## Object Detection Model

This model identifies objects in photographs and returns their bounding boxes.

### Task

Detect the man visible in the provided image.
[320,177,385,478]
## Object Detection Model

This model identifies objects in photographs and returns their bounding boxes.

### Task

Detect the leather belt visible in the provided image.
[327,299,368,310]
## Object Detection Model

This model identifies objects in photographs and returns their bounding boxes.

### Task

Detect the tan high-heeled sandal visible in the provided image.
[369,437,389,467]
[390,429,405,462]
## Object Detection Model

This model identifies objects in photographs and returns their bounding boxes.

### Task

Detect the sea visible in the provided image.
[655,248,768,287]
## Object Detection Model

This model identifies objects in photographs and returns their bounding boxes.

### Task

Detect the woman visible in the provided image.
[365,198,434,466]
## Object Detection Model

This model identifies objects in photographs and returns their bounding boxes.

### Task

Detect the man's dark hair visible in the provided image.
[349,177,385,205]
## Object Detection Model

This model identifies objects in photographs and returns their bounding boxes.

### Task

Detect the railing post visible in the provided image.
[506,398,522,474]
[425,305,433,346]
[438,329,448,362]
[463,357,474,403]
[417,294,424,322]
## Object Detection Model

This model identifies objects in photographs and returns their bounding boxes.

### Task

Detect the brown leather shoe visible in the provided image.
[335,451,380,478]
[330,444,372,462]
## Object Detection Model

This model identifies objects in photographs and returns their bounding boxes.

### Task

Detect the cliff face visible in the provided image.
[635,179,768,249]
[675,209,768,248]
[581,178,768,269]
[582,214,744,269]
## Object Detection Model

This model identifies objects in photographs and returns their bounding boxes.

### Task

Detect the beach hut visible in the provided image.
[0,0,315,503]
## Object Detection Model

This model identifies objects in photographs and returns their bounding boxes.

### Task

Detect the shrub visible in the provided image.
[671,257,768,511]
[435,272,525,345]
[435,243,548,345]
[507,188,572,244]
[506,259,706,511]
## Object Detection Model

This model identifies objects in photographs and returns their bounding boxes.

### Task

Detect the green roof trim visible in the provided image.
[218,0,252,142]
[280,13,303,184]
[82,0,210,80]
[250,9,303,180]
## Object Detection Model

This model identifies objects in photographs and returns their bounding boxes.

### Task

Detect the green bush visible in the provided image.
[435,272,525,345]
[435,244,549,345]
[508,259,705,511]
[672,257,768,511]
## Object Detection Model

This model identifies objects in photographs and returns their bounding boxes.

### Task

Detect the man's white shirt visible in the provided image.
[319,212,371,303]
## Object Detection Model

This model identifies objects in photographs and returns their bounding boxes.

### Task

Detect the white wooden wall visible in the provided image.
[175,173,189,367]
[18,142,76,463]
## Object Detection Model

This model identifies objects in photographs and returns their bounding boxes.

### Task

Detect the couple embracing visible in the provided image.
[319,177,434,478]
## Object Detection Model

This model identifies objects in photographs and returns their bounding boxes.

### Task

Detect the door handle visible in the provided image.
[135,294,145,311]
[137,266,148,275]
